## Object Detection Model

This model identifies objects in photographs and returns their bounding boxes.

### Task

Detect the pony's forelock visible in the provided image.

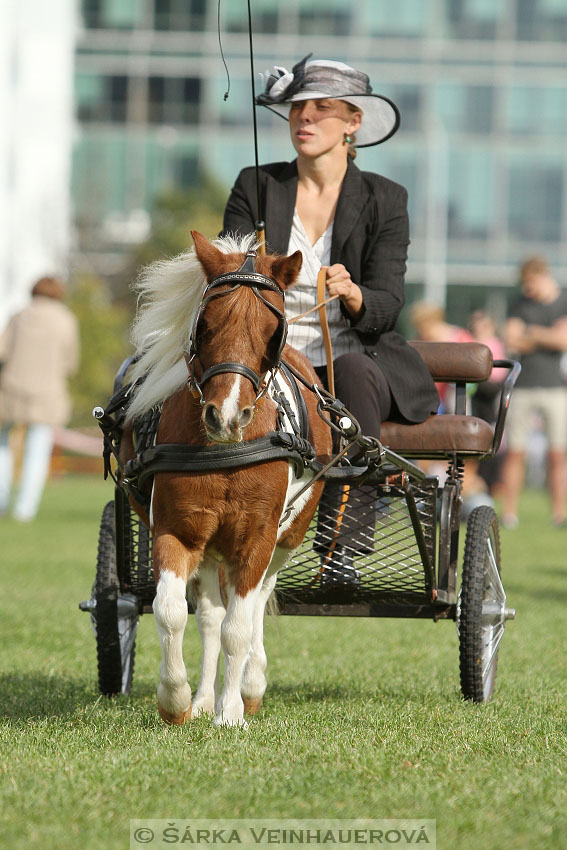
[126,232,260,420]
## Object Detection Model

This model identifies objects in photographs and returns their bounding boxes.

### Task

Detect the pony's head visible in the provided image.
[189,231,302,443]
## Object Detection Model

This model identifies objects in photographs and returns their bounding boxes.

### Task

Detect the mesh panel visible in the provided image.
[119,509,154,606]
[277,478,438,606]
[117,478,438,609]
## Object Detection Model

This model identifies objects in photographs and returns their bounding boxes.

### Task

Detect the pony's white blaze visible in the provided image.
[220,375,242,427]
[153,570,192,716]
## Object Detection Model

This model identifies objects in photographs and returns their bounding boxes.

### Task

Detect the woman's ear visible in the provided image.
[346,111,362,136]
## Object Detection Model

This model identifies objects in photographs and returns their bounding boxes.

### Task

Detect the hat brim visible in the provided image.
[260,92,400,147]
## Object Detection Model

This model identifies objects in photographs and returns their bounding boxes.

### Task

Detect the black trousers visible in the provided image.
[314,352,394,555]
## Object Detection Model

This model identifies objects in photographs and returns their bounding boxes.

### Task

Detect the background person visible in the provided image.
[500,257,567,528]
[467,309,508,494]
[409,300,473,414]
[222,55,438,581]
[0,276,80,521]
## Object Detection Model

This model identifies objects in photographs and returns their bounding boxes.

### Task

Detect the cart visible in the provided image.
[80,340,519,704]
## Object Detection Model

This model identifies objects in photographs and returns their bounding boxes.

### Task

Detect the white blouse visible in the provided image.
[285,210,365,368]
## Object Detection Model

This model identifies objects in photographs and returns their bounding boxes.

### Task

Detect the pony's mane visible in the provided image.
[126,232,259,420]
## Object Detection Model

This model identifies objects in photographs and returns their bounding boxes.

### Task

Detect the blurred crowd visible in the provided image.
[410,255,567,529]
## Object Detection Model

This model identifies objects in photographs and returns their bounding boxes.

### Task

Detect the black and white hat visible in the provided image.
[256,54,400,148]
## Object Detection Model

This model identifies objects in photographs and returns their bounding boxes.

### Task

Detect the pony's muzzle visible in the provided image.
[203,402,254,443]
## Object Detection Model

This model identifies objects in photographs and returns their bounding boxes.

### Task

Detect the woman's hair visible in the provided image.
[31,276,66,300]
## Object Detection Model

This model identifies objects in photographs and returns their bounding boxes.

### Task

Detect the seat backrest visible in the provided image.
[408,341,493,383]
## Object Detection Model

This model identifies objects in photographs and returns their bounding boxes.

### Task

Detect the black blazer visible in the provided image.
[222,158,438,423]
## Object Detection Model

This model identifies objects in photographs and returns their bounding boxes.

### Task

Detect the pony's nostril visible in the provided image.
[238,406,254,428]
[203,404,221,432]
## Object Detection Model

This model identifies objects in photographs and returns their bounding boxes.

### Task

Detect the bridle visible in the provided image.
[186,251,288,406]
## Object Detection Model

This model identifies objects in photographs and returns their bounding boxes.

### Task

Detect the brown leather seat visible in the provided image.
[380,341,496,458]
[381,415,494,457]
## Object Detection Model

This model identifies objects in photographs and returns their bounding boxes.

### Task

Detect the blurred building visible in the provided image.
[1,0,76,326]
[52,1,567,316]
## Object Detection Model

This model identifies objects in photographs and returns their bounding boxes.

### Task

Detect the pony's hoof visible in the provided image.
[158,703,192,725]
[191,698,215,718]
[213,715,248,730]
[242,696,263,716]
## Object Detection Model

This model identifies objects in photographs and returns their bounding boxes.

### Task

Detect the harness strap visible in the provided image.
[317,267,335,396]
[279,361,309,439]
[124,432,316,495]
[200,362,263,393]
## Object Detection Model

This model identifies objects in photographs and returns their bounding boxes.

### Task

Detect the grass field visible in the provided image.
[1,475,566,850]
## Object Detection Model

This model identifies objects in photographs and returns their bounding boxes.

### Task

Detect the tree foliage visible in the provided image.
[68,172,227,426]
[67,273,131,427]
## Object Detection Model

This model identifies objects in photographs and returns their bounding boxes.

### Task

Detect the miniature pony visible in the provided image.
[121,231,331,726]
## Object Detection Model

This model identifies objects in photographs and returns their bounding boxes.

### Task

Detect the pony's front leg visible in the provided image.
[214,573,267,728]
[240,547,289,715]
[191,558,226,718]
[152,534,199,725]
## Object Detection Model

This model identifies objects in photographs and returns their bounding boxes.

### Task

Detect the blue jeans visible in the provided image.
[0,423,54,520]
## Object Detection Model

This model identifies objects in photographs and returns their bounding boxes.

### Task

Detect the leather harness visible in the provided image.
[95,253,374,513]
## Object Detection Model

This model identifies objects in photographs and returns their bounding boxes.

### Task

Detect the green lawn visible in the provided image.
[1,476,566,850]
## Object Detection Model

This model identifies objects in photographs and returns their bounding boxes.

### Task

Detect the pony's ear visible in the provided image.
[271,250,303,290]
[191,230,225,281]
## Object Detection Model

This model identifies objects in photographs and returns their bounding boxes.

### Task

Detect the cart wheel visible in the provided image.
[458,505,515,703]
[92,501,139,695]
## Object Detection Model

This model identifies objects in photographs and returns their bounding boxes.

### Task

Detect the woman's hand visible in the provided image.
[324,264,364,320]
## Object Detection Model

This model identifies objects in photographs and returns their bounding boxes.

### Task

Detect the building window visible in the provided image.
[361,0,425,37]
[148,76,201,124]
[224,0,278,34]
[154,0,206,32]
[508,157,563,242]
[81,0,143,30]
[436,83,494,134]
[448,149,494,240]
[506,86,567,136]
[76,73,128,122]
[387,85,422,132]
[516,0,567,41]
[446,0,500,39]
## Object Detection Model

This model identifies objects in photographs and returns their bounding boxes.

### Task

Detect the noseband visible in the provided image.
[186,251,288,406]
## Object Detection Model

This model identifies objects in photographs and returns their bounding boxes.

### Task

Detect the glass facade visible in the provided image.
[73,0,567,295]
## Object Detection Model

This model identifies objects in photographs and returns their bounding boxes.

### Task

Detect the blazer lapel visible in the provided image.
[265,161,298,255]
[331,160,367,263]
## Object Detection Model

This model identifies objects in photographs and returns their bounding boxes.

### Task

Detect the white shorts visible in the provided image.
[505,386,567,451]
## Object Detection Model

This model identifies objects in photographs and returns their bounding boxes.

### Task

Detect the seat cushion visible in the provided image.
[381,414,494,456]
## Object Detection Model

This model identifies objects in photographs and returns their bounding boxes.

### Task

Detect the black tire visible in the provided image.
[93,501,138,695]
[458,505,513,703]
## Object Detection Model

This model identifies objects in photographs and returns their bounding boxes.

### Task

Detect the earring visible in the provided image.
[344,134,353,145]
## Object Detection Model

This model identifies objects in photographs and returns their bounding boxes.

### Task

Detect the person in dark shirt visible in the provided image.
[500,257,567,528]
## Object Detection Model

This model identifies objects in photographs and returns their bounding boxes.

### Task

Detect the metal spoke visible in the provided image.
[482,623,505,679]
[485,537,506,603]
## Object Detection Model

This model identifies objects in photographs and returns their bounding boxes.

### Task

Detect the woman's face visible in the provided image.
[288,98,362,159]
